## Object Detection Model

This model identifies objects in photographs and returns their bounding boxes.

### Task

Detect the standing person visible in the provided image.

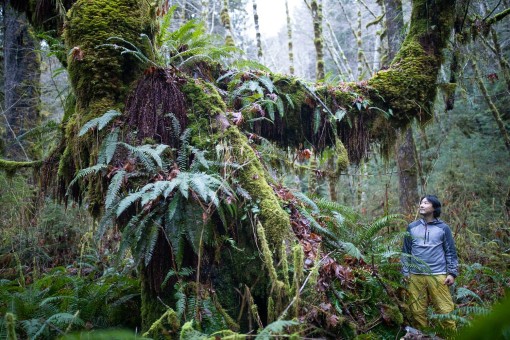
[402,195,458,331]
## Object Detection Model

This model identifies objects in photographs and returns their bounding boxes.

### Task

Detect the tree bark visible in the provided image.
[311,0,325,80]
[2,0,41,160]
[380,0,419,216]
[396,128,419,216]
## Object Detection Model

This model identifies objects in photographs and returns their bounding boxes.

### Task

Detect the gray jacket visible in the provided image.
[401,219,458,277]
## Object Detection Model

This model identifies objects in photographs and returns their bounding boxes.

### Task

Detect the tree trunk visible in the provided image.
[2,0,41,160]
[396,128,419,217]
[252,0,263,60]
[381,0,419,217]
[285,0,295,75]
[310,0,324,80]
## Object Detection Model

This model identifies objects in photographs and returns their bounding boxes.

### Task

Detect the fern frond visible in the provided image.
[97,128,119,165]
[256,320,299,339]
[78,110,121,136]
[356,214,403,245]
[293,191,319,213]
[177,129,192,171]
[455,287,483,304]
[118,142,157,172]
[66,164,108,195]
[105,170,126,210]
[144,224,160,266]
[166,112,182,138]
[257,75,275,94]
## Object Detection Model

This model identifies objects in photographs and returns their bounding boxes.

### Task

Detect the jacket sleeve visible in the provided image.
[401,225,412,276]
[442,225,459,277]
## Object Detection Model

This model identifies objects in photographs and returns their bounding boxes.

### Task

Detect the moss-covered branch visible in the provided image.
[222,0,455,162]
[486,8,510,26]
[0,159,42,174]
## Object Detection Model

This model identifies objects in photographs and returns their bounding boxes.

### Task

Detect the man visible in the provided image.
[402,195,458,331]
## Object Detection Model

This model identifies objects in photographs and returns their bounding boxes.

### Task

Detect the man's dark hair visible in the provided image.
[421,195,442,218]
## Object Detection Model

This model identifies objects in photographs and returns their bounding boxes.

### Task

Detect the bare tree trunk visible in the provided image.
[396,128,419,216]
[381,0,404,63]
[285,0,295,75]
[325,21,355,80]
[200,0,209,30]
[473,61,510,154]
[2,0,41,160]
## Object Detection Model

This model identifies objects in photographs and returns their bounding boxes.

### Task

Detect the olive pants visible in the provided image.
[408,274,456,330]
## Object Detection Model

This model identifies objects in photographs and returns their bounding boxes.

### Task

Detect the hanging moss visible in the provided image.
[225,128,290,247]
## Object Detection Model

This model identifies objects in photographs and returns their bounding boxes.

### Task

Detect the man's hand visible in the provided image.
[402,275,410,286]
[444,274,455,286]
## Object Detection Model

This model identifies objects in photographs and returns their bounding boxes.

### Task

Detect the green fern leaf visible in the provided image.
[67,164,107,195]
[105,170,126,210]
[144,224,160,266]
[276,96,285,117]
[189,173,209,202]
[116,183,154,217]
[256,320,299,339]
[78,110,121,136]
[97,128,119,165]
[258,75,275,93]
[118,142,156,172]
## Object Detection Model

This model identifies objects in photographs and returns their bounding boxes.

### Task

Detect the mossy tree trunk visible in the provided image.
[285,0,295,75]
[252,0,263,60]
[7,0,458,332]
[2,0,41,160]
[310,0,324,80]
[380,0,420,216]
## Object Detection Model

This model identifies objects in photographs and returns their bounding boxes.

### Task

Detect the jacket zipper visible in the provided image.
[424,224,428,244]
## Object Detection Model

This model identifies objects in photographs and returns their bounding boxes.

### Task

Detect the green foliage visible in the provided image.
[104,7,240,70]
[0,266,140,339]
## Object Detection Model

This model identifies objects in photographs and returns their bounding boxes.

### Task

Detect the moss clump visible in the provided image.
[368,40,438,122]
[182,77,227,118]
[64,0,153,109]
[224,127,290,247]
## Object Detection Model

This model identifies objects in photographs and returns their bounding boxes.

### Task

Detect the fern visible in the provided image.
[455,287,484,304]
[255,320,299,339]
[105,170,126,210]
[144,224,160,266]
[78,110,121,136]
[356,214,403,245]
[166,112,182,138]
[97,128,119,165]
[117,142,158,172]
[66,164,107,195]
[177,129,192,171]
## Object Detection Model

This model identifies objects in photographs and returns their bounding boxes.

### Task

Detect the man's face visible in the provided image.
[419,198,434,217]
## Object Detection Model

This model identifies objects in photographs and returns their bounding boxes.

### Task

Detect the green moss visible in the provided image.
[142,308,180,338]
[64,0,153,109]
[335,140,349,173]
[225,128,290,247]
[5,313,17,340]
[182,77,227,118]
[0,159,42,177]
[59,0,154,211]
